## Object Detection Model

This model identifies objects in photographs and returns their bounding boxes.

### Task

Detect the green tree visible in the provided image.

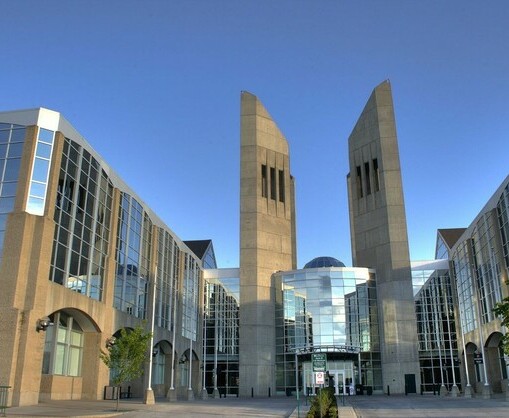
[493,297,509,355]
[100,325,152,410]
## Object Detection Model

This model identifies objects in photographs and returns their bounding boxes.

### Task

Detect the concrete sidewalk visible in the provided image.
[5,393,509,418]
[4,396,299,418]
[348,393,509,417]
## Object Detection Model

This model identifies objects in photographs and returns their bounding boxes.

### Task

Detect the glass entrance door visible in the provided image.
[330,370,345,395]
[302,359,355,396]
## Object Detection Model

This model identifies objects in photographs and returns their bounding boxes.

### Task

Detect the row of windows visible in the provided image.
[261,164,285,203]
[415,272,458,353]
[497,184,509,274]
[27,128,54,215]
[276,273,379,354]
[182,253,200,340]
[471,213,502,323]
[115,194,149,318]
[355,158,380,199]
[50,138,113,301]
[0,124,25,261]
[452,241,477,334]
[155,229,180,331]
[203,278,239,394]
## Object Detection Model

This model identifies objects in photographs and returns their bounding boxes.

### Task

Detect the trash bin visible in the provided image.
[355,384,363,395]
[366,386,373,395]
[103,386,119,400]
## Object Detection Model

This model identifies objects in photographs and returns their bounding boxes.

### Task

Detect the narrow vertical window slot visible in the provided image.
[261,165,267,198]
[278,169,285,203]
[356,166,363,198]
[270,167,276,200]
[364,162,371,195]
[373,158,380,192]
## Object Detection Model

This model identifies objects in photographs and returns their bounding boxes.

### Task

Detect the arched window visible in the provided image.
[41,312,84,376]
[152,343,166,385]
[499,341,508,380]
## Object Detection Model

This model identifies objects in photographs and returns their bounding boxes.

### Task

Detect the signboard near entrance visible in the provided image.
[312,353,327,372]
[474,352,483,364]
[315,372,325,385]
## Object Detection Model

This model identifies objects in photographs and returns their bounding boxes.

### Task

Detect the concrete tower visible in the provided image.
[239,91,296,396]
[347,81,420,394]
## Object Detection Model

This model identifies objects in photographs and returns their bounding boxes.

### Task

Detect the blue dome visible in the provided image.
[304,256,345,269]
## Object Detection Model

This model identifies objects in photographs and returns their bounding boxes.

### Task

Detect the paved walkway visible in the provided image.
[4,393,509,418]
[5,397,298,418]
[347,393,509,417]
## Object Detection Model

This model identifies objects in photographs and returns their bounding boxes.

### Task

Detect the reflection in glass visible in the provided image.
[274,267,381,394]
[4,158,21,181]
[32,158,50,182]
[203,274,240,396]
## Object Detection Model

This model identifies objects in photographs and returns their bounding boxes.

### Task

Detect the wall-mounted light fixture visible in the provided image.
[152,347,159,357]
[36,316,52,332]
[105,336,116,349]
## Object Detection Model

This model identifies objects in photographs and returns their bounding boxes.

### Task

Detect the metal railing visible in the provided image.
[0,386,10,417]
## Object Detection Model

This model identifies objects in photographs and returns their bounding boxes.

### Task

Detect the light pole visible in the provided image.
[167,271,178,401]
[144,267,157,404]
[432,281,447,395]
[443,278,459,396]
[471,250,491,399]
[295,350,300,418]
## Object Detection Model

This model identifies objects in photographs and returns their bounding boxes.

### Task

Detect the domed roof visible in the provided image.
[304,256,345,269]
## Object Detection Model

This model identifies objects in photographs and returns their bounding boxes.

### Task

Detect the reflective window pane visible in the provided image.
[10,128,26,142]
[0,130,9,143]
[4,158,21,181]
[1,182,17,197]
[36,142,52,159]
[32,158,50,182]
[0,213,7,230]
[0,197,15,213]
[27,196,45,215]
[30,181,47,198]
[38,128,54,144]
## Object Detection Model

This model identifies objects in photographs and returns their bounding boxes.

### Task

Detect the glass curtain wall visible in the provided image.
[497,183,509,273]
[274,268,381,395]
[0,122,26,261]
[182,253,199,341]
[50,138,113,300]
[414,269,460,392]
[26,127,55,215]
[203,276,239,396]
[155,228,178,330]
[114,193,151,318]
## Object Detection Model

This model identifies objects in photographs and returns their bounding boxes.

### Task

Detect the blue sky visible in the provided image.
[1,1,508,268]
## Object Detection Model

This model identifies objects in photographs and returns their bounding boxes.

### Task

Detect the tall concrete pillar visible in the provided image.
[347,81,421,394]
[239,92,295,396]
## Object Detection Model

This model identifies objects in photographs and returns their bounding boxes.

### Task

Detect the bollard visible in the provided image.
[251,387,254,398]
[268,387,271,397]
[387,385,390,396]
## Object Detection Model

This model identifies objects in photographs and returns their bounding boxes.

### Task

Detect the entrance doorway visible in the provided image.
[329,370,345,395]
[303,360,355,396]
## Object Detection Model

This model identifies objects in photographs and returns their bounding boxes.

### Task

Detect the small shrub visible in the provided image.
[306,387,337,418]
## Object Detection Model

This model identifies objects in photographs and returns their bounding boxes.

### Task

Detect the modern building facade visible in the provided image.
[410,174,509,399]
[0,109,207,406]
[3,83,509,407]
[448,176,509,397]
